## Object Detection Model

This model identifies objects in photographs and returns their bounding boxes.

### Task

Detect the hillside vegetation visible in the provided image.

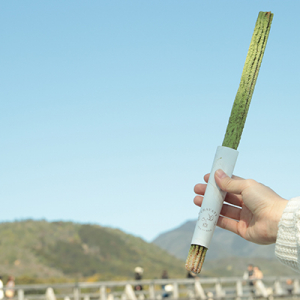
[2,219,296,285]
[0,220,186,283]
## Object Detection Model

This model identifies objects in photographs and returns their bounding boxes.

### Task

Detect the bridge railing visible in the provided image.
[4,276,300,300]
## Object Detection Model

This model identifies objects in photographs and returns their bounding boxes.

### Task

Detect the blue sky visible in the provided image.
[0,1,299,241]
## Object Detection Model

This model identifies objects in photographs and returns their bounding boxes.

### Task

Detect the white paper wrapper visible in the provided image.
[191,146,239,248]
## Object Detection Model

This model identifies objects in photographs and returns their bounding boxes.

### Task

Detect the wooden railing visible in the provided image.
[4,276,300,300]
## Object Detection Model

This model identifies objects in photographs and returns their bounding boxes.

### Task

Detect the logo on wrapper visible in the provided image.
[197,208,218,232]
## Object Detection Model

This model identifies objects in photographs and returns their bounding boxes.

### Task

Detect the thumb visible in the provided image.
[214,169,249,195]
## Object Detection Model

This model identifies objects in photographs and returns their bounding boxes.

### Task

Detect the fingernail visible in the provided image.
[215,169,227,179]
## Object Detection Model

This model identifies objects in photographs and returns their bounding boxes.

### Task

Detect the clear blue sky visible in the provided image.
[0,1,299,241]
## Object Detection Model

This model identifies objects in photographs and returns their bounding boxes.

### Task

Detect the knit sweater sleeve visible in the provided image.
[275,196,300,271]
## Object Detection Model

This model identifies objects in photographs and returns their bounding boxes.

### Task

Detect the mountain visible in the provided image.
[2,219,296,285]
[0,220,186,283]
[152,220,299,276]
[153,220,276,261]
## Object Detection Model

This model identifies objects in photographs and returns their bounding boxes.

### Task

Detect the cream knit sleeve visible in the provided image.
[275,196,300,271]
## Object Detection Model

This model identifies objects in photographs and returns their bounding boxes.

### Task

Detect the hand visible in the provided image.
[194,169,288,245]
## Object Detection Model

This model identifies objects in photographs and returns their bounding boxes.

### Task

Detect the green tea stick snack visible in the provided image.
[185,11,273,274]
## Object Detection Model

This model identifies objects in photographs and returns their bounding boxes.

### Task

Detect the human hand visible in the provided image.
[194,169,288,245]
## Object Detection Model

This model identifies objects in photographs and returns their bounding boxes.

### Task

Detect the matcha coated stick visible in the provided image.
[186,11,274,274]
[223,11,273,149]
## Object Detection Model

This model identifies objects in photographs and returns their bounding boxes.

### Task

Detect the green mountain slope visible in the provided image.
[0,220,186,283]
